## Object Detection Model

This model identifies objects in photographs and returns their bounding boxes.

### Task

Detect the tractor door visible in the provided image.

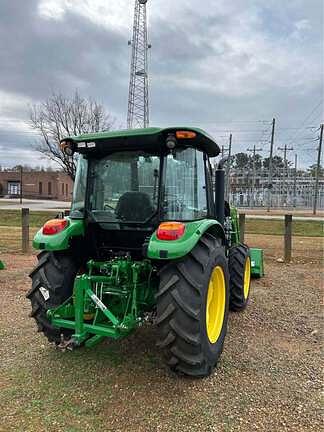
[161,147,213,221]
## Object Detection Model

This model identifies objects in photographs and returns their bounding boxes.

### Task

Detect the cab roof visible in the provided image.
[63,126,220,157]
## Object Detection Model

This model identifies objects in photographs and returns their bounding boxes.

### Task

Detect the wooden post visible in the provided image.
[22,208,30,253]
[20,165,23,204]
[284,214,292,263]
[239,213,245,243]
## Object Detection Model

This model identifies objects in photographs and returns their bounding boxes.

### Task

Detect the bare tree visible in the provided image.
[30,90,114,179]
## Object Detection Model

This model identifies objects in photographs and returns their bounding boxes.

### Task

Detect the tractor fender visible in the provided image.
[33,217,85,251]
[147,219,225,260]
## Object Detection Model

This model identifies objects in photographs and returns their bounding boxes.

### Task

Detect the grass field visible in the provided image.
[245,218,323,237]
[0,210,57,227]
[0,209,322,255]
[0,209,323,247]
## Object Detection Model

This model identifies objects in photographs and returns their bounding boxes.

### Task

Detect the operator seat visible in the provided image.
[115,191,155,222]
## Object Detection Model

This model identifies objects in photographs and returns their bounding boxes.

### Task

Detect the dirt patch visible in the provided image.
[246,234,324,264]
[0,239,322,432]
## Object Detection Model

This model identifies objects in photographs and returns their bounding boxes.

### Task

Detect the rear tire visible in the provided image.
[156,233,229,377]
[228,243,251,311]
[26,251,78,344]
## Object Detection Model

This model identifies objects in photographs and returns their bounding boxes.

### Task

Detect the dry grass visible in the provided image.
[0,226,38,253]
[246,219,323,237]
[246,234,323,264]
[0,235,322,432]
[0,218,322,256]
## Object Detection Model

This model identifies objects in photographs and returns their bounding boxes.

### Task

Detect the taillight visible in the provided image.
[157,222,185,241]
[42,219,68,235]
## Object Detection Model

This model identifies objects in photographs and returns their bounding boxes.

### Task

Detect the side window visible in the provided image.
[163,147,207,220]
[206,156,214,215]
[71,156,88,213]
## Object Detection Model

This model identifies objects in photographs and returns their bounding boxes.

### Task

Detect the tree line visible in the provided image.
[3,90,322,180]
[231,153,323,177]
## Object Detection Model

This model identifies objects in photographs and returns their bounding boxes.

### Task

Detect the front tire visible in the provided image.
[228,244,251,311]
[26,251,78,343]
[156,233,229,377]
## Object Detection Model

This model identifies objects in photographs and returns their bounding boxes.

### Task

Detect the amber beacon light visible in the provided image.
[175,130,197,139]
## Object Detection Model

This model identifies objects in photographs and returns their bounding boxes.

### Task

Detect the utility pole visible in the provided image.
[225,134,232,201]
[313,123,323,215]
[278,145,293,207]
[221,144,229,159]
[293,154,297,208]
[247,145,262,207]
[267,118,276,212]
[127,0,151,129]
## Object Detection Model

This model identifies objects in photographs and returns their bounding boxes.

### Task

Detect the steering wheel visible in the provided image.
[103,203,116,212]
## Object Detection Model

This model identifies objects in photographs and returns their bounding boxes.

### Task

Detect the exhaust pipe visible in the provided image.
[215,157,228,225]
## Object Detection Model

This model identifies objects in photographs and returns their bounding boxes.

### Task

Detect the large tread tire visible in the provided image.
[156,233,229,377]
[26,251,78,344]
[228,243,251,312]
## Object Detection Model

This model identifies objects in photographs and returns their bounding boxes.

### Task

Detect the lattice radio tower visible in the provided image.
[127,0,151,129]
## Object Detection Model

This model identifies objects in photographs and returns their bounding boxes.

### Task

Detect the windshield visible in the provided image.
[88,151,160,223]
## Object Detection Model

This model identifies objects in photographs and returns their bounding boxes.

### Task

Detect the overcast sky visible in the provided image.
[0,0,323,168]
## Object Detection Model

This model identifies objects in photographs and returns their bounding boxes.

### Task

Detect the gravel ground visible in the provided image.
[0,235,322,432]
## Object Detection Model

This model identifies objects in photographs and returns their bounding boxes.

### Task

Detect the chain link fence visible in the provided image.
[228,169,324,209]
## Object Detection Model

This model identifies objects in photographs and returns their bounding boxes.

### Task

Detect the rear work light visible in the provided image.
[60,140,74,156]
[175,130,197,139]
[157,222,185,241]
[42,219,68,235]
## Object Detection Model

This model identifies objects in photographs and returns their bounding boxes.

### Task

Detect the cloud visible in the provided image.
[0,0,322,168]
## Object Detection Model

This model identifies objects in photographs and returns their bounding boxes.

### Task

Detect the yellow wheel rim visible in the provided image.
[243,257,251,300]
[206,266,226,344]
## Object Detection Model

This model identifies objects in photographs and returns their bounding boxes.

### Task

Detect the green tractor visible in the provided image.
[27,127,263,377]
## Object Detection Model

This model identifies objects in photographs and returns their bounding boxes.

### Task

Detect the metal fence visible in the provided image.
[230,184,324,208]
[227,170,324,209]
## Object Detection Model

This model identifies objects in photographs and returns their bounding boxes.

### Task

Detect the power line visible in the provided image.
[278,144,294,205]
[247,144,263,206]
[170,120,271,125]
[284,99,323,146]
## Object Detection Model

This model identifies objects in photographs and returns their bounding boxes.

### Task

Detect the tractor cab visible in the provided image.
[62,127,221,259]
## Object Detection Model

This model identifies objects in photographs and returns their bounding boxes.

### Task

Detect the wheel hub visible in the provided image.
[206,266,226,344]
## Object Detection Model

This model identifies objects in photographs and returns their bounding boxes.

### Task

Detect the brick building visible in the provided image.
[0,171,73,201]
